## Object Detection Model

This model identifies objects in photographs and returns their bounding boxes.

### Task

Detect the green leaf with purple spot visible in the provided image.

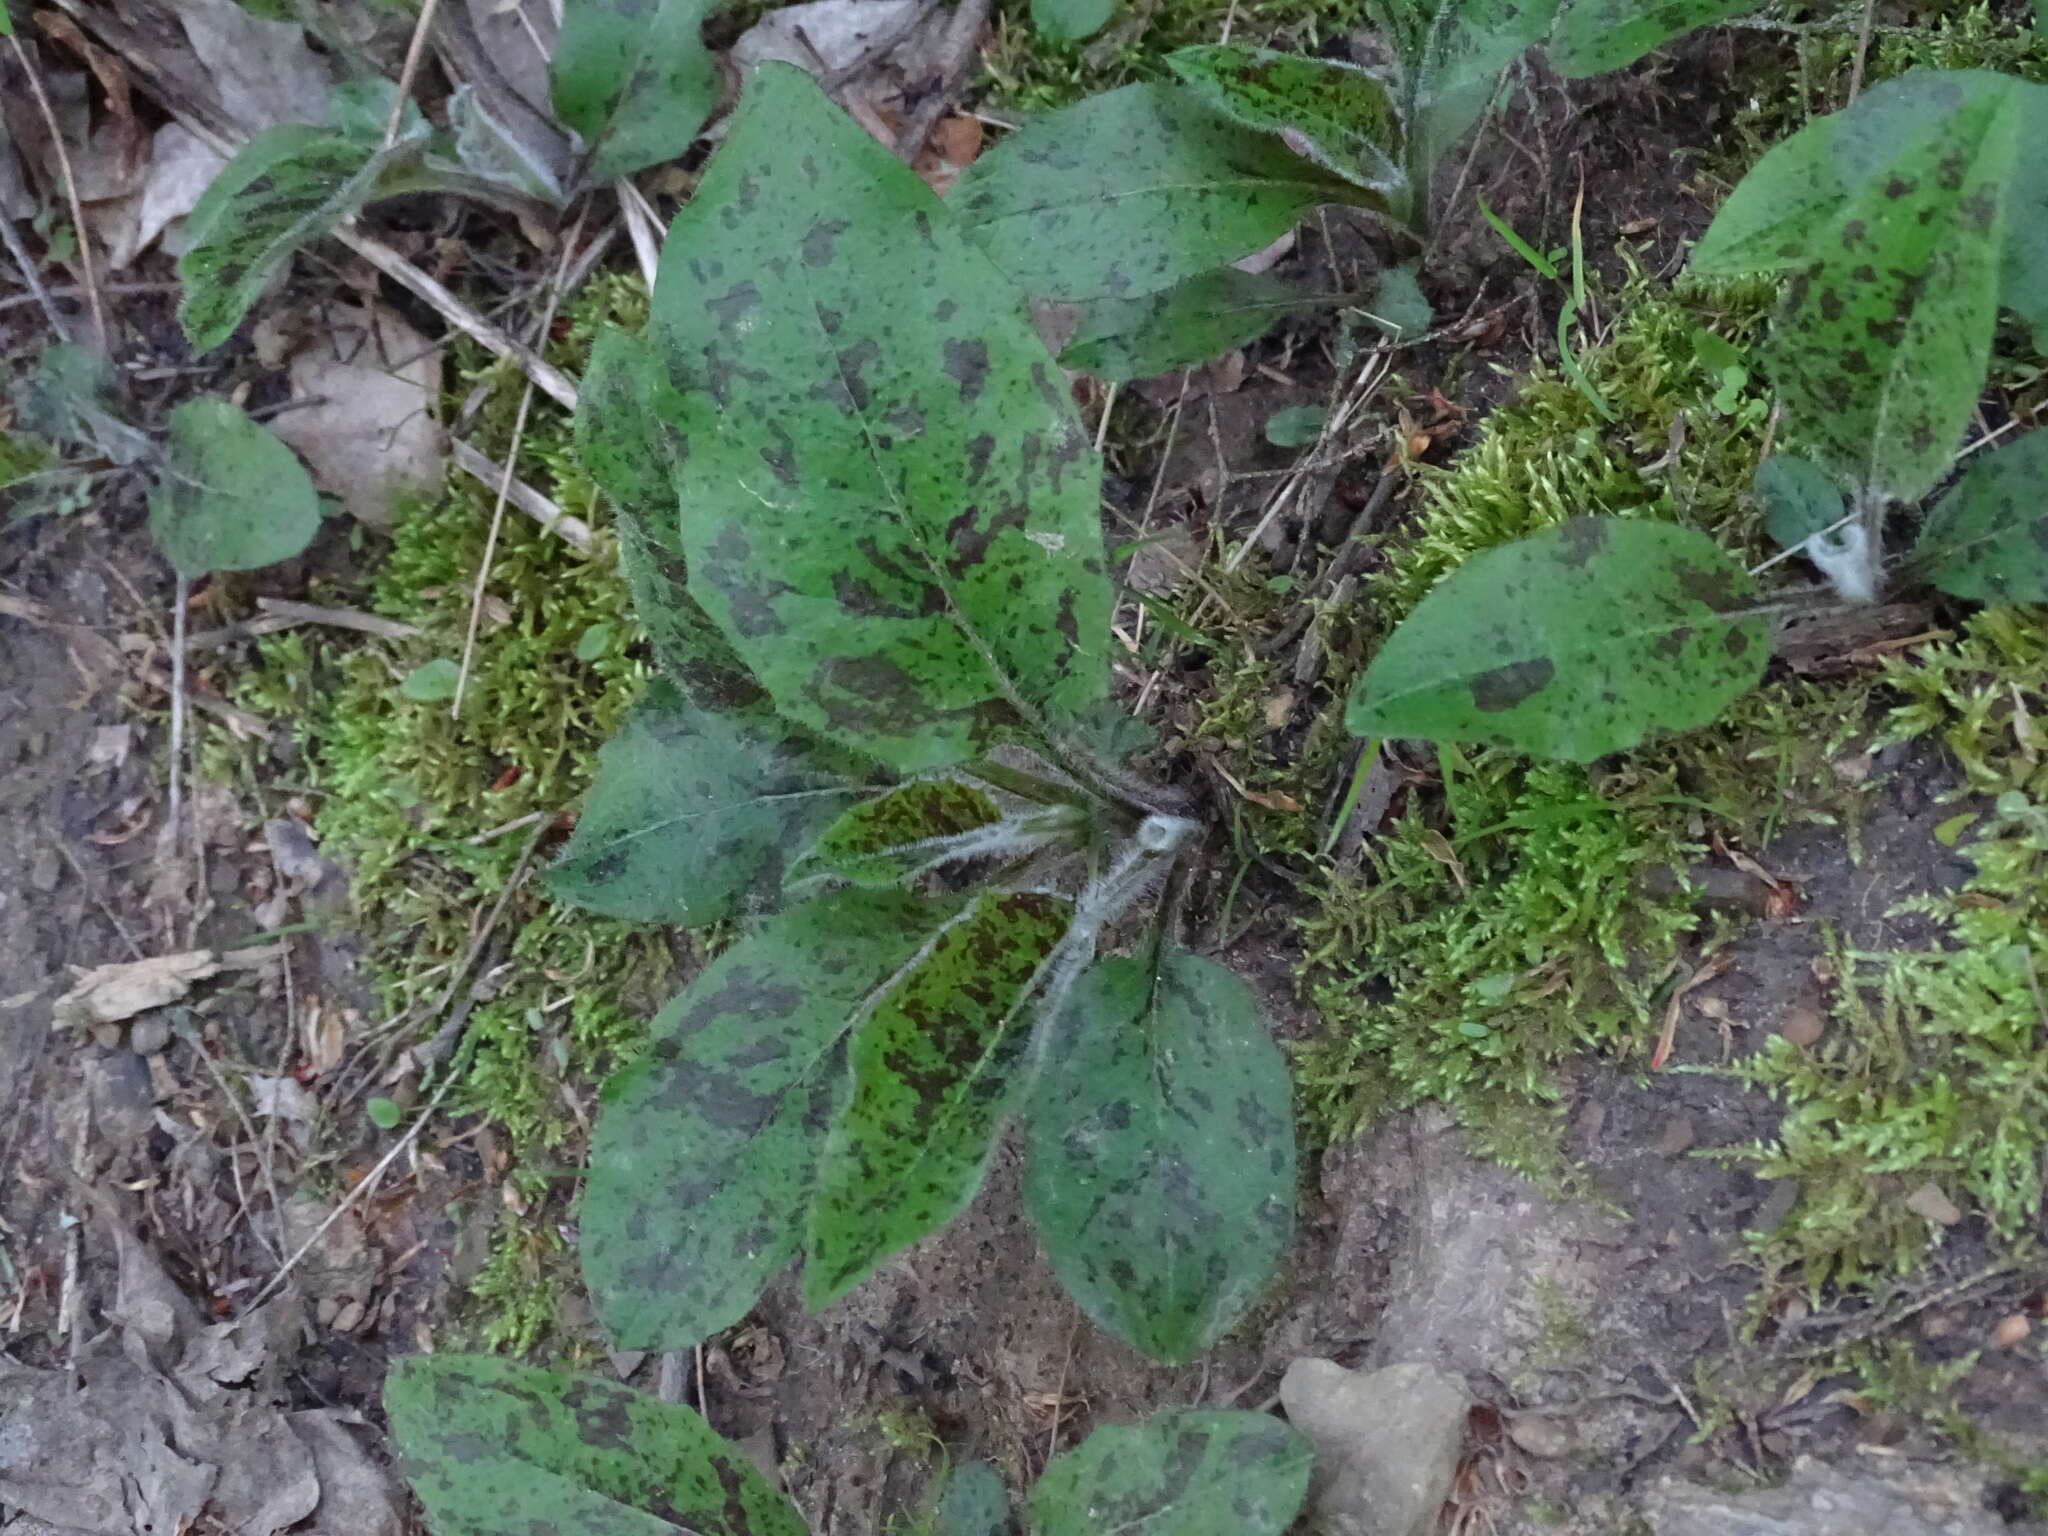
[544,679,872,925]
[385,1353,806,1536]
[792,779,1005,887]
[1030,1410,1312,1536]
[1025,951,1295,1363]
[1546,0,1766,77]
[582,889,953,1349]
[644,64,1112,774]
[806,889,1074,1307]
[1368,0,1558,181]
[1346,517,1769,761]
[1165,45,1406,194]
[1912,429,2048,604]
[551,0,717,184]
[1059,269,1329,381]
[953,82,1363,301]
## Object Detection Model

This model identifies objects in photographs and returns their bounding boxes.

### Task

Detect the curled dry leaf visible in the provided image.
[53,950,220,1030]
[267,304,444,529]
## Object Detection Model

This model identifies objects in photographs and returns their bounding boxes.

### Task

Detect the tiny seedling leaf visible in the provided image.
[1368,262,1433,339]
[551,0,717,184]
[1166,45,1406,193]
[641,65,1112,773]
[1546,0,1766,78]
[400,659,460,702]
[933,1461,1012,1536]
[1031,0,1118,43]
[385,1353,807,1535]
[545,679,871,926]
[365,1097,400,1130]
[150,398,321,576]
[954,82,1362,301]
[1059,269,1325,381]
[1911,429,2048,603]
[1025,952,1295,1363]
[574,622,614,661]
[806,890,1074,1307]
[1263,404,1327,448]
[791,779,1005,886]
[1753,454,1845,552]
[1030,1410,1312,1536]
[178,125,421,352]
[581,890,951,1349]
[1346,517,1770,761]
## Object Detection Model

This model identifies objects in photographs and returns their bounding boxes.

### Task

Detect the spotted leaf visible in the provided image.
[792,779,1006,887]
[1754,453,1846,552]
[1546,0,1766,77]
[952,82,1362,301]
[1912,429,2048,604]
[1060,269,1329,381]
[1025,952,1294,1363]
[544,679,872,925]
[385,1353,806,1536]
[1347,517,1769,761]
[150,399,321,576]
[806,890,1074,1306]
[643,65,1112,773]
[1165,46,1406,195]
[1030,1410,1312,1536]
[1368,0,1558,183]
[582,890,953,1349]
[1694,72,2042,500]
[551,0,717,185]
[179,125,421,352]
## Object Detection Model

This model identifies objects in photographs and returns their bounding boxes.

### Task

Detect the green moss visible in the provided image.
[1837,1338,2048,1520]
[467,1223,569,1356]
[982,0,1374,113]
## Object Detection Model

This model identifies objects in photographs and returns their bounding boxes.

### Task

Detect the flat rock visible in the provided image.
[1280,1357,1469,1536]
[1640,1456,2010,1536]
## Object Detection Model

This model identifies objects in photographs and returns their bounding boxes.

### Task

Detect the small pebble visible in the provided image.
[129,1014,171,1056]
[1779,1006,1826,1048]
[332,1299,365,1333]
[1904,1181,1963,1227]
[1507,1414,1577,1458]
[1989,1314,2031,1350]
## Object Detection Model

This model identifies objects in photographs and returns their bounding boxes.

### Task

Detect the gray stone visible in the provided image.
[1640,1455,2008,1536]
[1280,1357,1469,1536]
[128,1013,171,1056]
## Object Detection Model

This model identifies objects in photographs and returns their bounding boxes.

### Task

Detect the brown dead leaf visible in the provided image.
[54,950,219,1030]
[302,1000,345,1077]
[915,112,982,194]
[1989,1313,2031,1349]
[1417,829,1466,892]
[267,304,444,529]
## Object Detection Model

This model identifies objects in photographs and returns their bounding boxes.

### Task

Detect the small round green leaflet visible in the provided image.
[1264,404,1327,448]
[385,1353,806,1536]
[1912,428,2048,603]
[1025,951,1295,1363]
[1754,453,1845,552]
[1346,517,1771,762]
[149,398,321,576]
[399,659,461,702]
[365,1097,400,1130]
[1029,1409,1312,1536]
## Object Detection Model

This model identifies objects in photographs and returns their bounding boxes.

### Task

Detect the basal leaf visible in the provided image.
[1059,269,1326,381]
[1368,0,1557,183]
[792,779,1004,886]
[1346,517,1769,761]
[1165,46,1406,193]
[1546,0,1766,78]
[551,0,717,184]
[582,890,951,1349]
[150,398,321,575]
[450,82,567,203]
[1032,0,1117,42]
[646,65,1113,773]
[544,679,871,925]
[2001,84,2048,351]
[1762,84,2018,503]
[178,125,420,352]
[934,1462,1013,1536]
[386,1354,806,1536]
[19,342,150,465]
[1369,261,1433,339]
[952,82,1363,301]
[1754,453,1845,552]
[1912,429,2048,603]
[1025,952,1294,1363]
[1029,1410,1312,1536]
[806,890,1074,1307]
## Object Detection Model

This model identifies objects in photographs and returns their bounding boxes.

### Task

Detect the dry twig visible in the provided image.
[9,33,107,348]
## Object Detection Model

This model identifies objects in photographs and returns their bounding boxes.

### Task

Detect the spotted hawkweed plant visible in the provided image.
[551,63,1297,1367]
[1345,68,2048,765]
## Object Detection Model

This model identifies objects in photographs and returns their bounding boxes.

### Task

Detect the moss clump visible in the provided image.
[982,0,1375,113]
